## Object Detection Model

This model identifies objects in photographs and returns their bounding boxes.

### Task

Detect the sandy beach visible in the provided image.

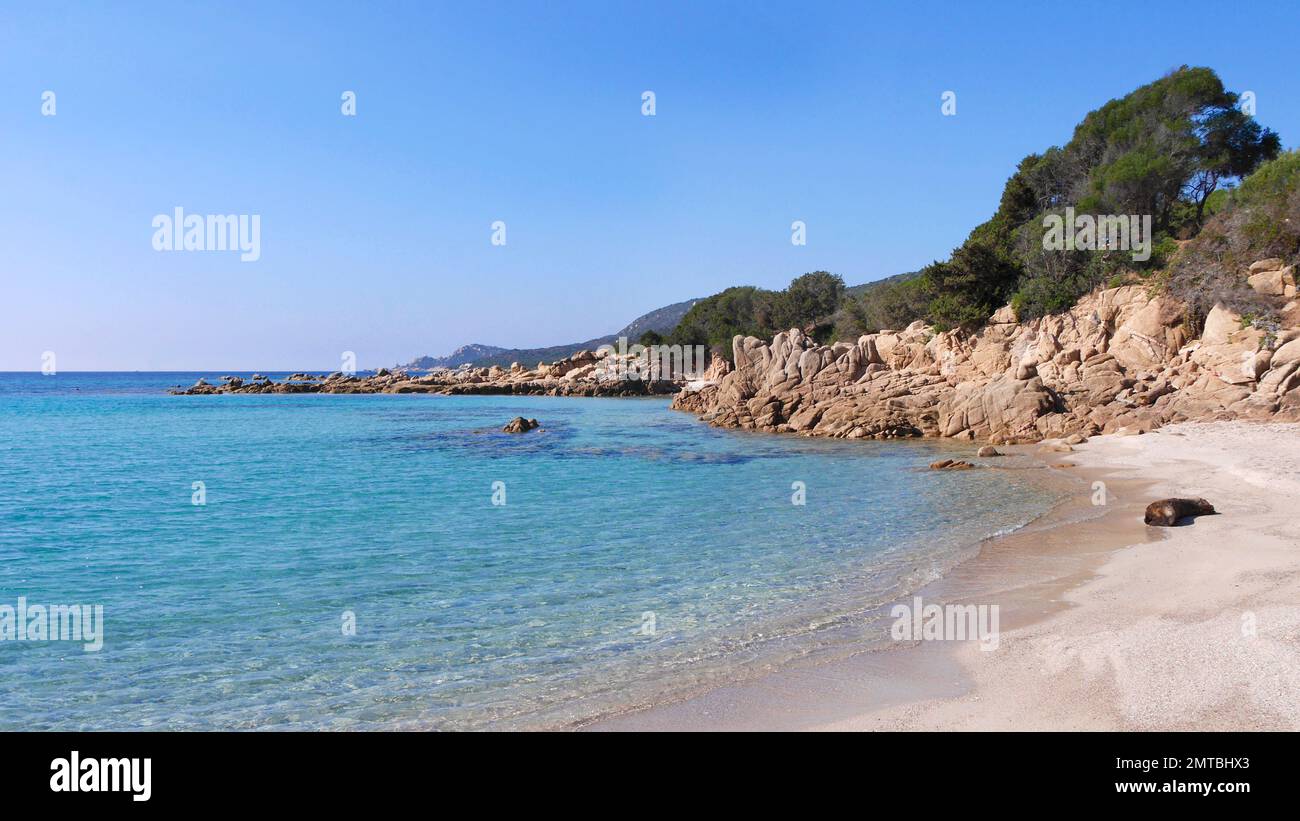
[587,421,1300,731]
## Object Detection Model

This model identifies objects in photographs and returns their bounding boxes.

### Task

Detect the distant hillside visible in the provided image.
[844,270,921,300]
[613,300,699,340]
[400,298,701,370]
[399,277,927,372]
[402,344,508,370]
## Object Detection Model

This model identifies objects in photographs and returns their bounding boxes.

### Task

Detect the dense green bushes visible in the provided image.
[668,272,844,359]
[833,273,927,338]
[835,66,1280,332]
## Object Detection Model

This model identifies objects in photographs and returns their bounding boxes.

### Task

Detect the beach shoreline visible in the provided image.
[583,420,1300,731]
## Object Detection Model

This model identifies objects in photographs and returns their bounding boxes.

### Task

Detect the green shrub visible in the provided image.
[669,272,848,360]
[1164,150,1300,331]
[913,67,1279,329]
[835,275,929,337]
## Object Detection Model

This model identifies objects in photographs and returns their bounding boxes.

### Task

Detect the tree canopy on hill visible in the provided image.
[834,271,927,338]
[834,66,1281,334]
[667,271,845,358]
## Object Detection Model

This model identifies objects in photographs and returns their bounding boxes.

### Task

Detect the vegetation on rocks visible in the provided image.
[667,271,845,359]
[673,263,1300,445]
[666,62,1286,359]
[1164,149,1300,333]
[834,66,1280,334]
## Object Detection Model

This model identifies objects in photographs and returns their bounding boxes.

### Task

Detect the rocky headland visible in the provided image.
[173,259,1300,447]
[170,347,711,398]
[672,259,1300,444]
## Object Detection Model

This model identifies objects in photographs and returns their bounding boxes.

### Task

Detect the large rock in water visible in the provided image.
[929,459,974,470]
[502,417,540,433]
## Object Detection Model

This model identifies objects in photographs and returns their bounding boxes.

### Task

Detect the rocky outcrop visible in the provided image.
[929,459,975,470]
[673,259,1300,443]
[172,347,686,397]
[1247,259,1296,298]
[502,416,540,433]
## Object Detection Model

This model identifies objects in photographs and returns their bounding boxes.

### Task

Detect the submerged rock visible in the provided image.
[502,417,540,433]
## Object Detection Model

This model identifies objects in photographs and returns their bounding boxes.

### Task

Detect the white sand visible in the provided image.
[587,421,1300,731]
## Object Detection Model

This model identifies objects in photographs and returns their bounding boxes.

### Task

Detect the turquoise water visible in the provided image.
[0,373,1065,730]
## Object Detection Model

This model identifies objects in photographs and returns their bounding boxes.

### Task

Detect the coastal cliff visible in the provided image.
[673,259,1300,444]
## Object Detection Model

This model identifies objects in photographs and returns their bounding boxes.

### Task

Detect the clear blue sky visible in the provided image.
[3,0,1298,370]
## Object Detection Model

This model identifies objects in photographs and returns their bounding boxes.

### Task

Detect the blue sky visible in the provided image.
[3,0,1298,370]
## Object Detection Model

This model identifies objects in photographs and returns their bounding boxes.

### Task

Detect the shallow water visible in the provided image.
[0,373,1066,729]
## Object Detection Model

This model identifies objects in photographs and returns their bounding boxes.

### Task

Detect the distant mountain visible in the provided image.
[400,298,702,371]
[401,344,509,370]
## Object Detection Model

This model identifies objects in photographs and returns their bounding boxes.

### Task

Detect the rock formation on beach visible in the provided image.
[171,348,686,397]
[672,259,1300,444]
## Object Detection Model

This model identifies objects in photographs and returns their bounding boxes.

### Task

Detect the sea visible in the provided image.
[0,372,1070,730]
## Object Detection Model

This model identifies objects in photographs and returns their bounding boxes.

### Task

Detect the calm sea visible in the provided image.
[0,372,1068,729]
